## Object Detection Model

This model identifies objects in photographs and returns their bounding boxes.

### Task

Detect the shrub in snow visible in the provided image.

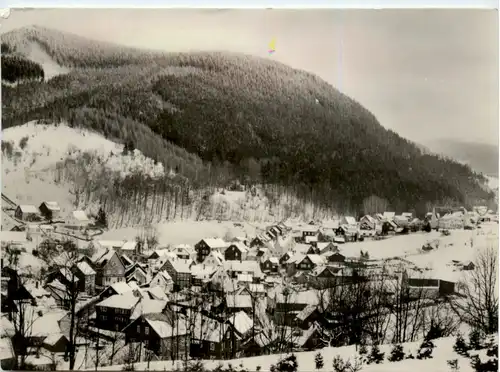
[332,355,363,372]
[358,344,368,356]
[406,353,415,359]
[315,352,324,370]
[447,359,459,371]
[454,333,470,357]
[270,354,298,372]
[426,321,445,340]
[416,339,435,360]
[367,344,385,364]
[468,328,484,350]
[387,344,405,362]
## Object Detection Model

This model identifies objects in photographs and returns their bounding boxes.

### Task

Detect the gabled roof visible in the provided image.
[144,313,188,338]
[152,270,173,283]
[223,260,263,278]
[296,304,318,321]
[267,257,279,265]
[167,259,192,274]
[383,212,396,220]
[109,281,133,295]
[130,298,168,320]
[304,254,326,265]
[228,311,253,335]
[205,250,225,265]
[97,292,140,310]
[342,216,357,225]
[229,242,249,254]
[72,210,90,222]
[18,205,39,214]
[121,241,137,251]
[200,238,229,249]
[76,261,96,275]
[41,201,61,211]
[226,294,252,308]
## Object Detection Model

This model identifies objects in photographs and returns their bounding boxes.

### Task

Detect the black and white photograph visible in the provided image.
[0,8,498,371]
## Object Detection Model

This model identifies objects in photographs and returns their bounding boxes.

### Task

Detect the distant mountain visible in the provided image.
[1,26,495,217]
[425,139,498,177]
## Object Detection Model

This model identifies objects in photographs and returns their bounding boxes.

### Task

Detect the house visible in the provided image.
[304,235,318,244]
[296,323,325,350]
[301,228,319,241]
[316,242,338,255]
[191,264,217,287]
[190,315,228,360]
[172,244,193,260]
[340,216,357,227]
[14,205,40,222]
[223,260,264,282]
[226,294,253,313]
[225,243,249,261]
[383,212,396,221]
[95,292,141,331]
[124,312,188,359]
[99,281,134,300]
[148,249,174,261]
[295,255,325,272]
[150,270,174,293]
[203,250,225,267]
[309,266,341,289]
[38,201,61,221]
[461,261,475,271]
[160,259,193,291]
[125,263,149,286]
[92,249,127,287]
[402,212,413,220]
[261,257,279,273]
[359,215,378,231]
[47,268,80,290]
[279,252,292,267]
[226,311,254,341]
[120,254,134,268]
[74,261,96,294]
[295,305,321,330]
[324,252,346,264]
[45,279,71,308]
[42,333,69,353]
[66,210,91,229]
[195,238,230,263]
[404,271,456,298]
[249,235,269,248]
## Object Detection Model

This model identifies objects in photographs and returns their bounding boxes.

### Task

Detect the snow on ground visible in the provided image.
[2,121,165,214]
[94,336,477,372]
[99,220,268,247]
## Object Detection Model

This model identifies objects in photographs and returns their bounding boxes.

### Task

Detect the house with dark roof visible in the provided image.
[160,259,193,291]
[92,249,127,287]
[74,261,96,295]
[124,312,189,359]
[125,263,149,286]
[195,238,230,263]
[224,243,249,261]
[38,201,61,221]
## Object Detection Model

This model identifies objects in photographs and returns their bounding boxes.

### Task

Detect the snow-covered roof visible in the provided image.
[226,294,252,308]
[223,260,263,278]
[43,333,67,347]
[342,216,357,225]
[110,281,133,295]
[205,250,225,265]
[305,235,318,243]
[168,259,193,274]
[268,257,279,264]
[130,298,167,320]
[305,254,326,265]
[191,264,216,279]
[248,283,266,293]
[72,210,90,222]
[152,270,173,283]
[76,261,96,275]
[361,215,377,223]
[97,292,140,310]
[230,242,249,253]
[121,241,137,251]
[296,304,318,321]
[42,201,61,211]
[18,205,39,214]
[202,238,229,249]
[228,311,253,335]
[383,212,396,219]
[142,286,169,301]
[145,314,188,338]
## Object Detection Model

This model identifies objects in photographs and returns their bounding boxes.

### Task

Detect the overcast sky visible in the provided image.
[2,9,498,146]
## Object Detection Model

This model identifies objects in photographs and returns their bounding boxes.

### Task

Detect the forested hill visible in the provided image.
[1,26,495,217]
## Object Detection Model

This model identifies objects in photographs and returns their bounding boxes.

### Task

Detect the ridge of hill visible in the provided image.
[1,26,495,221]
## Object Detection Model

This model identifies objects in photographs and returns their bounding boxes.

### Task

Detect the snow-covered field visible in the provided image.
[2,122,165,216]
[93,336,480,372]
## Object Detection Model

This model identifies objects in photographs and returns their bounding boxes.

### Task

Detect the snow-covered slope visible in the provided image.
[1,121,165,214]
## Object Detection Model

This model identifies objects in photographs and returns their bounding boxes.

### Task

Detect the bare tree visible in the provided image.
[448,246,498,334]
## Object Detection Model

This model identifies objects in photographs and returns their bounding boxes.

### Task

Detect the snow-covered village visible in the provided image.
[1,7,499,372]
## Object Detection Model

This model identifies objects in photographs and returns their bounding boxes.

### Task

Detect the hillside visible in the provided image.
[426,139,499,177]
[1,26,495,220]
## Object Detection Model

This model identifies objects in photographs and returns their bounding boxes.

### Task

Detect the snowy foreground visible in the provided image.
[94,337,475,372]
